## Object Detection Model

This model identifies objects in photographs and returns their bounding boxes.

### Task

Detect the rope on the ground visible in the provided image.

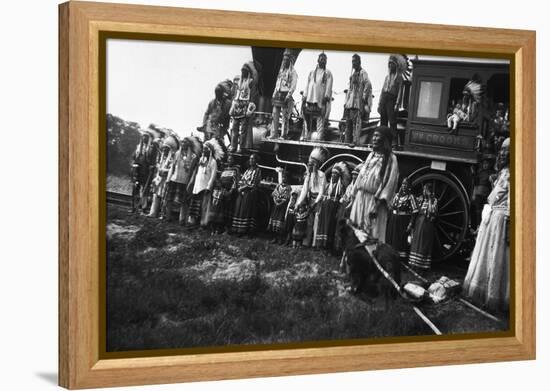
[412,306,443,335]
[458,298,501,322]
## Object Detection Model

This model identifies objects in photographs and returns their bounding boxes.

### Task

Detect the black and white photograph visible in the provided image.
[105,39,511,352]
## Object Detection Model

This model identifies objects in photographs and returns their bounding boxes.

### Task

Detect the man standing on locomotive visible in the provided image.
[378,55,404,149]
[301,52,333,141]
[229,61,258,153]
[343,54,372,146]
[271,49,298,140]
[348,126,399,242]
[200,82,232,143]
[296,147,328,247]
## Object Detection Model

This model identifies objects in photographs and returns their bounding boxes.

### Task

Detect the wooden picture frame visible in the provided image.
[59,1,536,389]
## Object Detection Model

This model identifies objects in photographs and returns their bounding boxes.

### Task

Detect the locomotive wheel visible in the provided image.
[411,172,469,262]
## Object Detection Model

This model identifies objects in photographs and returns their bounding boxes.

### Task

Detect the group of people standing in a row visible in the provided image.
[200,50,409,151]
[131,132,263,235]
[270,50,408,147]
[265,126,401,253]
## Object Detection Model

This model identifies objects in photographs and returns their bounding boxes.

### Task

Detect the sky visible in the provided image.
[106,39,506,138]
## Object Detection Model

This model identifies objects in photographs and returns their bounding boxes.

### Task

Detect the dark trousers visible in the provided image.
[378,92,401,146]
[230,116,249,151]
[343,108,362,145]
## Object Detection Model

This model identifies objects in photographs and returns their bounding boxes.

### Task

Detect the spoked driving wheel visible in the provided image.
[411,173,469,262]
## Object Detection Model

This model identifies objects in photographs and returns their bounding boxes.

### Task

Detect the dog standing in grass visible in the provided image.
[339,220,401,308]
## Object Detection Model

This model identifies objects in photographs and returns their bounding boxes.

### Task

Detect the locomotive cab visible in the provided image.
[404,59,509,161]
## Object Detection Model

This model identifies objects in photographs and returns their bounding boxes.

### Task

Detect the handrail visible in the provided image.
[257,163,281,184]
[275,153,308,170]
[257,163,277,172]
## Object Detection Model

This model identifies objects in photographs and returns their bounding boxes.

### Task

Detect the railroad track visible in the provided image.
[106,191,133,207]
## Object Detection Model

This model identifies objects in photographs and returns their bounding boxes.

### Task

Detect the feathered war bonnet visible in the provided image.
[182,135,203,157]
[137,129,153,150]
[308,146,329,167]
[282,48,297,64]
[203,137,227,162]
[161,133,180,153]
[388,54,408,74]
[331,161,352,187]
[463,80,485,103]
[241,61,259,83]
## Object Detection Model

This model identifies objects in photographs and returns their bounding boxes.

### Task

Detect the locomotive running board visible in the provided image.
[262,138,479,164]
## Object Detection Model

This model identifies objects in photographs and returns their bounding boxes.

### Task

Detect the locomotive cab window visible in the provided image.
[448,77,470,113]
[416,80,443,119]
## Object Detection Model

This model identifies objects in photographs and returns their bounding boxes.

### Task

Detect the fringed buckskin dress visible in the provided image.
[462,167,510,312]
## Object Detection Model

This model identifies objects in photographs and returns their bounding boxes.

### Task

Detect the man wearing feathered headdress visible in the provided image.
[462,75,485,124]
[347,126,399,242]
[229,61,259,153]
[131,130,157,212]
[188,138,225,227]
[200,82,233,143]
[163,136,201,224]
[271,49,298,140]
[343,54,372,146]
[378,54,404,148]
[296,147,329,247]
[148,135,178,218]
[301,52,333,141]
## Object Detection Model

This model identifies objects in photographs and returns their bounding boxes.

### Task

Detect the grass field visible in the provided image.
[106,204,509,352]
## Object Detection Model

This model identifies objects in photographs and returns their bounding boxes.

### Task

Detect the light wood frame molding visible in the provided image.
[59,1,536,388]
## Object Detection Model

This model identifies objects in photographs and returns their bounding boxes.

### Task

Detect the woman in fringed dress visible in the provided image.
[207,153,239,233]
[462,138,510,312]
[267,170,292,244]
[232,153,262,235]
[219,154,241,231]
[408,183,438,270]
[386,178,418,262]
[313,161,350,250]
[188,138,224,228]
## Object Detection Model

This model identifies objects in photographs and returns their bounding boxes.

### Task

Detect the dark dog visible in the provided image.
[338,220,401,306]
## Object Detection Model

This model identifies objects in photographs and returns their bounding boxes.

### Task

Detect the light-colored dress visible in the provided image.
[462,167,510,312]
[188,157,217,226]
[348,152,399,242]
[297,169,327,246]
